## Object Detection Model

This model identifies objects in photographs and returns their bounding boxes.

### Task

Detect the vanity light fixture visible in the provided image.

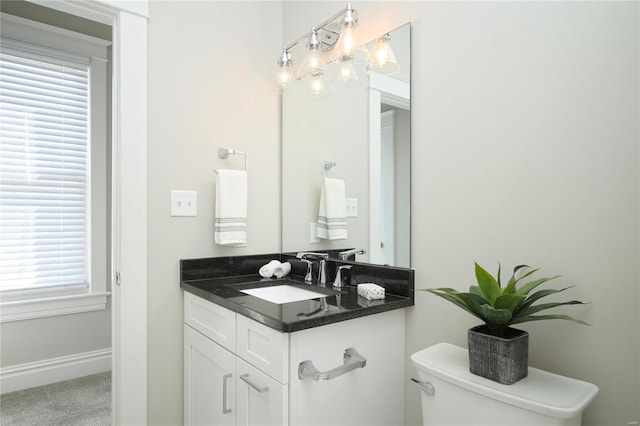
[276,3,365,92]
[366,33,399,75]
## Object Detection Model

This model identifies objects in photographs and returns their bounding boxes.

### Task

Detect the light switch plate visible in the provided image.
[171,190,197,217]
[346,198,358,218]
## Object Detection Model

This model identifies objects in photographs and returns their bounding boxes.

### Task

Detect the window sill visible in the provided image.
[0,292,111,322]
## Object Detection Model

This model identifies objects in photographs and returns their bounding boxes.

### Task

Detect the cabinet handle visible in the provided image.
[222,373,232,414]
[298,347,367,381]
[239,374,269,393]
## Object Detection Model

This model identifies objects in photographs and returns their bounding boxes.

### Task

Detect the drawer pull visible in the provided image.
[222,373,232,414]
[298,347,367,381]
[239,374,269,393]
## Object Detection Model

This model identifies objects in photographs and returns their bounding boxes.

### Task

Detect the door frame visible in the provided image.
[29,1,149,424]
[368,73,410,265]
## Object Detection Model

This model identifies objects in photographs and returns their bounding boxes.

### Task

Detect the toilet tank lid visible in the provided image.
[411,343,599,419]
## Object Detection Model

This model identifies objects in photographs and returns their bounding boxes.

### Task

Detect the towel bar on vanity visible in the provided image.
[215,147,247,172]
[298,347,367,381]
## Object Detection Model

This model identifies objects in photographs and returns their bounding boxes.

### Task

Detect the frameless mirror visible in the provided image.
[282,23,411,267]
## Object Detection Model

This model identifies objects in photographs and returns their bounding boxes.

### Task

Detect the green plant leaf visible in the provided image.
[496,262,502,288]
[425,289,485,321]
[479,304,513,326]
[513,300,588,319]
[509,314,590,326]
[514,275,561,296]
[514,286,575,314]
[469,285,484,299]
[503,265,533,295]
[474,262,501,305]
[494,294,526,312]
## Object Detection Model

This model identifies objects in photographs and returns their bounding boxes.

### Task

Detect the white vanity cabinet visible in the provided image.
[184,291,405,426]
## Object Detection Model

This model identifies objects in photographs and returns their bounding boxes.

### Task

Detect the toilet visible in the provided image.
[411,343,598,426]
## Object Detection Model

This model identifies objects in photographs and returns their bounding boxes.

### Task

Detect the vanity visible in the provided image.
[181,254,414,426]
[184,9,414,425]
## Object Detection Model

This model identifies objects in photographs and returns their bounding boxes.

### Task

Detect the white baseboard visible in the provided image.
[0,348,111,394]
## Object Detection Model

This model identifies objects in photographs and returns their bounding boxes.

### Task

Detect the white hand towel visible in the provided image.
[273,262,291,279]
[214,169,247,247]
[259,260,281,278]
[316,177,347,240]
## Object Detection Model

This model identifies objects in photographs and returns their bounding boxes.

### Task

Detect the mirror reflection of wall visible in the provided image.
[282,22,410,268]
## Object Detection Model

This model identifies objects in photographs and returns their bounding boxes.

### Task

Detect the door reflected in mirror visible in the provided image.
[282,23,410,268]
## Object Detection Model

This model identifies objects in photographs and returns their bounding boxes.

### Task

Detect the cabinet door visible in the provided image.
[236,358,288,426]
[289,309,405,426]
[184,325,236,426]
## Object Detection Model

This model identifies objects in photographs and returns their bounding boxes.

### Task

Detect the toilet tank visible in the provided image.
[411,343,598,426]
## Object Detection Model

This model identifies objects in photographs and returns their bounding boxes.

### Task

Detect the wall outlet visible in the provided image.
[345,198,358,218]
[171,190,197,217]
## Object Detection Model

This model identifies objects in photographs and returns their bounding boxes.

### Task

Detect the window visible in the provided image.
[0,13,110,321]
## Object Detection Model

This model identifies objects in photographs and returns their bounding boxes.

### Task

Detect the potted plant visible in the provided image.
[425,262,589,385]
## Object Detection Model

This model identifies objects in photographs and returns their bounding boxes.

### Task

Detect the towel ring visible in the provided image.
[322,161,336,179]
[216,148,247,172]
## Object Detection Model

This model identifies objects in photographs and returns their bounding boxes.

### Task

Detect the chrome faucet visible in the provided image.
[333,265,353,288]
[338,248,366,261]
[296,252,329,285]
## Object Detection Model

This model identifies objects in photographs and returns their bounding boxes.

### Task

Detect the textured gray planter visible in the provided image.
[468,325,529,385]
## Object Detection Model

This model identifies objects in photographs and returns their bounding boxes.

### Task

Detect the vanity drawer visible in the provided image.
[184,292,236,352]
[236,315,289,384]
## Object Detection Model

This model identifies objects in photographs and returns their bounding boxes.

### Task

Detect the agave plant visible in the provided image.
[426,262,589,337]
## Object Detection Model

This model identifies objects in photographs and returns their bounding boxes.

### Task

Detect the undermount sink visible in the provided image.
[240,285,328,304]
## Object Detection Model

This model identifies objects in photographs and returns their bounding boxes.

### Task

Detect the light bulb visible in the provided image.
[340,24,356,56]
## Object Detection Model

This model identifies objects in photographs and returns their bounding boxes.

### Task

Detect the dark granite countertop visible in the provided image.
[180,254,414,333]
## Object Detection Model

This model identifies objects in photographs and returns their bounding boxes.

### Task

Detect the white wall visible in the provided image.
[285,2,639,425]
[144,1,638,423]
[146,1,282,424]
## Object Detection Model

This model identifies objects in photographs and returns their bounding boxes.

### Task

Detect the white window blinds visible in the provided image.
[0,37,90,293]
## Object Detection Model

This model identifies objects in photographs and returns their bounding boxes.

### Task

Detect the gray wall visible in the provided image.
[144,1,639,424]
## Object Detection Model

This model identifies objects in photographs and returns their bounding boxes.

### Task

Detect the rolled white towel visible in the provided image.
[273,262,292,279]
[259,260,282,278]
[357,283,385,300]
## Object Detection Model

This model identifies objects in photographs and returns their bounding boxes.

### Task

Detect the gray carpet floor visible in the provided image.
[0,372,111,426]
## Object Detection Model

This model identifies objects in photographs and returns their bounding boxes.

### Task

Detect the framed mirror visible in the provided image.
[282,23,410,267]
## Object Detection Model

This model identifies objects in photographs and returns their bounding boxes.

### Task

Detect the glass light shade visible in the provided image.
[330,7,368,63]
[366,34,399,75]
[276,49,293,88]
[277,63,293,88]
[309,72,327,95]
[297,30,324,78]
[336,56,359,83]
